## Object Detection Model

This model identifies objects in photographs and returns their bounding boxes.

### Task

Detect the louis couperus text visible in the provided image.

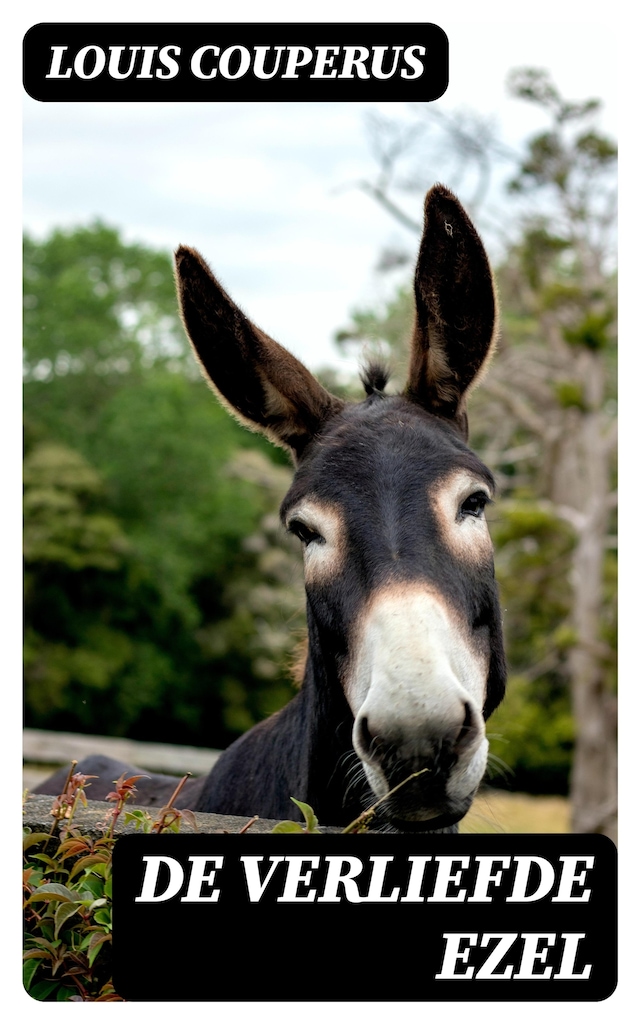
[44,43,428,82]
[23,24,449,102]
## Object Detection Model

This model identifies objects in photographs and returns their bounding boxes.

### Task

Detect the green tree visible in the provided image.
[24,224,302,748]
[488,69,617,836]
[24,222,186,447]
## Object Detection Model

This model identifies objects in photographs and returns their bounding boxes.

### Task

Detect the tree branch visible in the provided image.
[357,181,422,234]
[481,378,548,437]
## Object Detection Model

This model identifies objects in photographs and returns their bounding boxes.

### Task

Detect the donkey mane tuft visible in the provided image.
[361,361,391,398]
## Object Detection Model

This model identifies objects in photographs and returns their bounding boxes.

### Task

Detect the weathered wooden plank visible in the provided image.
[23,794,284,835]
[23,728,221,777]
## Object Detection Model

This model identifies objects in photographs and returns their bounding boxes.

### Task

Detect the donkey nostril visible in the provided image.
[455,702,479,752]
[356,715,374,754]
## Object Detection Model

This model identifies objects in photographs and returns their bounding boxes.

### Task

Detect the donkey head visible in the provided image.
[175,184,507,831]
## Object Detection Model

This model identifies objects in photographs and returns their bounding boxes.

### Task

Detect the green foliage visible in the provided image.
[24,223,301,749]
[562,311,614,352]
[488,498,576,792]
[506,68,616,194]
[271,797,321,834]
[24,222,185,447]
[24,443,129,573]
[516,225,570,291]
[24,807,119,998]
[23,770,198,1000]
[488,676,575,794]
[506,67,601,123]
[553,380,586,410]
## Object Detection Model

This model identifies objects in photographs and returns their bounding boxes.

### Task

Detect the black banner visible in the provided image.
[112,833,616,1002]
[23,23,448,103]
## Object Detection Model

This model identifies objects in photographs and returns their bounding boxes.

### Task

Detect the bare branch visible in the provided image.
[357,181,422,234]
[481,377,548,437]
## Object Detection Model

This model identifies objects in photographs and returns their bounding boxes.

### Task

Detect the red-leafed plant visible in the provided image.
[23,765,195,1001]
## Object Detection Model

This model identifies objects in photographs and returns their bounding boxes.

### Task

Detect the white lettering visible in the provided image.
[218,45,251,80]
[513,933,556,979]
[157,45,181,79]
[138,45,159,79]
[74,46,106,80]
[282,46,314,78]
[135,856,184,903]
[506,857,556,902]
[401,44,427,79]
[277,857,320,902]
[357,856,401,902]
[468,857,511,902]
[310,45,341,78]
[338,46,370,79]
[317,856,364,902]
[555,934,592,979]
[107,46,141,80]
[435,934,477,979]
[253,45,286,79]
[240,856,285,902]
[371,45,403,80]
[400,856,432,902]
[427,856,470,902]
[552,857,594,902]
[191,45,220,80]
[45,46,72,79]
[181,856,223,903]
[475,934,518,979]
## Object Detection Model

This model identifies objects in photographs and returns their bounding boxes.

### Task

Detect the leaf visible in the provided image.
[271,820,305,833]
[180,808,199,832]
[87,932,111,967]
[23,949,53,961]
[23,957,43,991]
[123,808,153,832]
[30,979,61,1000]
[68,854,109,880]
[57,837,92,859]
[30,852,66,873]
[54,902,82,939]
[56,986,76,1001]
[24,936,59,955]
[289,797,320,833]
[23,832,55,852]
[72,872,105,897]
[28,882,77,903]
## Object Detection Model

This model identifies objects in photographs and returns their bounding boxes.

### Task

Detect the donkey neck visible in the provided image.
[296,616,365,826]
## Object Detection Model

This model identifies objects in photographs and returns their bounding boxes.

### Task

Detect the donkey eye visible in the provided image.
[459,492,490,519]
[288,520,324,546]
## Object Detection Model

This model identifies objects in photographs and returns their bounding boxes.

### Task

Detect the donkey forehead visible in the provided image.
[281,398,494,515]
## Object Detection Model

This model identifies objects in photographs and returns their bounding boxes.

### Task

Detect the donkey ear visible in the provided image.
[404,184,497,438]
[175,246,344,460]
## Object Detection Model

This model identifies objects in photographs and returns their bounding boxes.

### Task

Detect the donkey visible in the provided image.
[35,185,506,831]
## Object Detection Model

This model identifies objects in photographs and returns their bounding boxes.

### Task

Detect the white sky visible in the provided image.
[9,2,638,1021]
[21,9,618,375]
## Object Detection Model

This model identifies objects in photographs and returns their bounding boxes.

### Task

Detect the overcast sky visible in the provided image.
[22,8,618,375]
